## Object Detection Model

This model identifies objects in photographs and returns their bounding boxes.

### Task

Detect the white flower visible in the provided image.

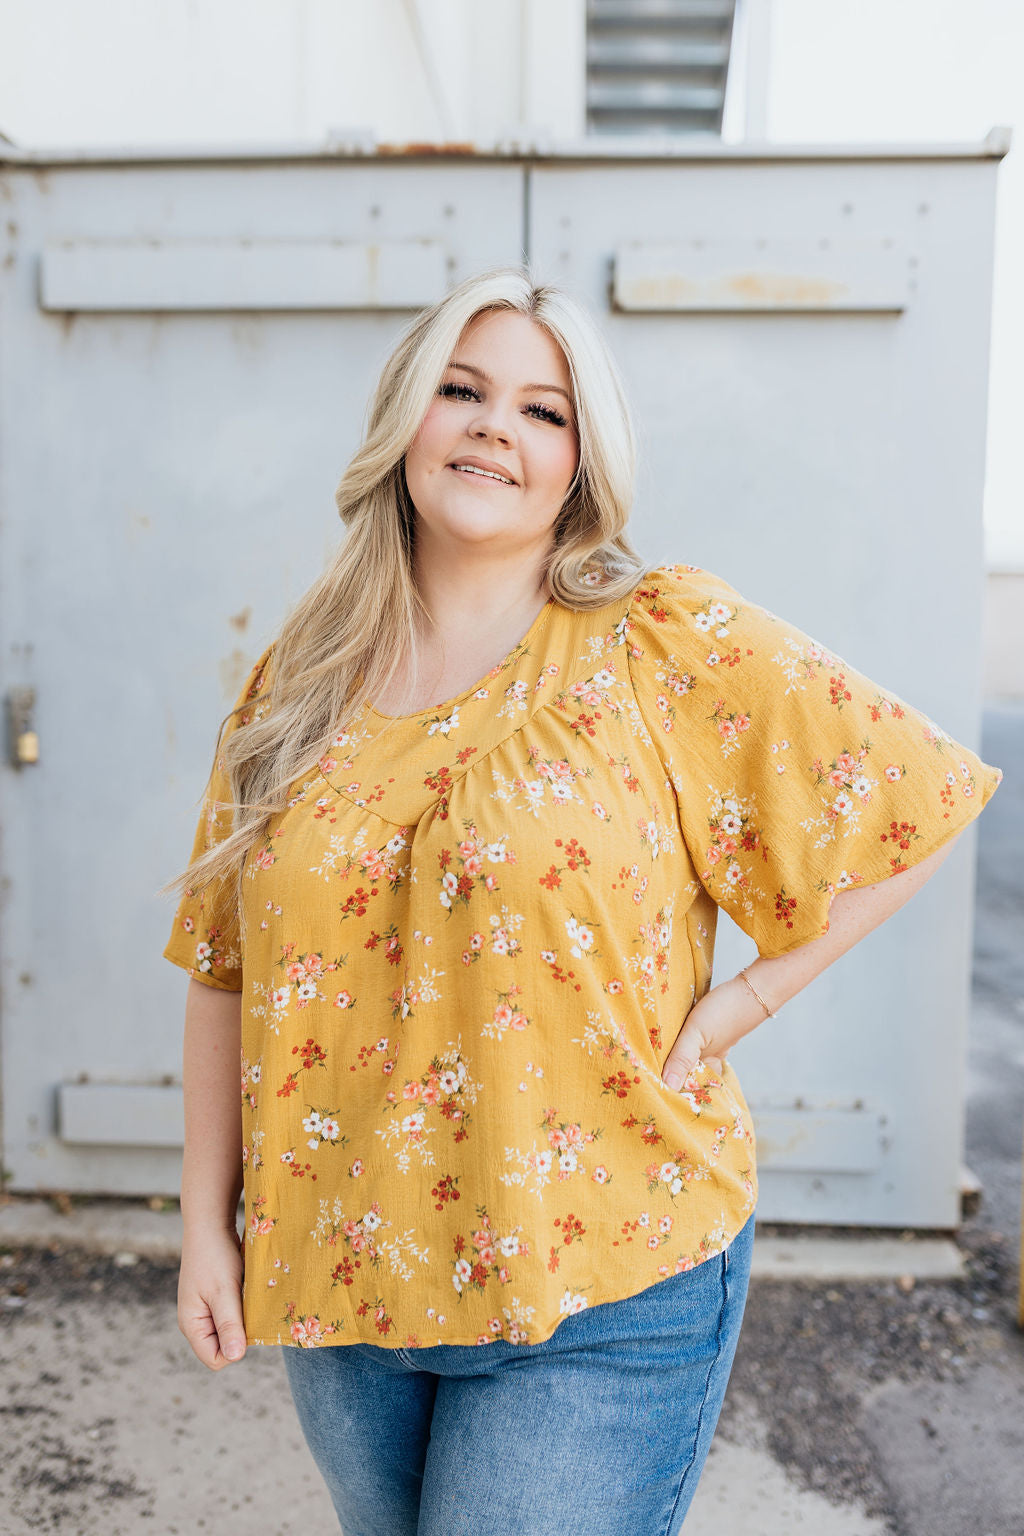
[559,1290,589,1315]
[453,1258,472,1289]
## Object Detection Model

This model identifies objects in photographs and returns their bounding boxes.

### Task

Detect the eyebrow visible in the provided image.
[447,359,573,405]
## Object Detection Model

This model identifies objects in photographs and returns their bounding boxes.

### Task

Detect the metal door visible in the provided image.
[0,152,523,1195]
[528,142,1002,1224]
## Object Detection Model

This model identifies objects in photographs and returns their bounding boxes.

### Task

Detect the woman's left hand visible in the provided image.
[661,976,763,1090]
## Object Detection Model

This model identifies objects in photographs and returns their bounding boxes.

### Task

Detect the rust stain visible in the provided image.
[375,141,480,157]
[228,606,252,633]
[725,272,847,305]
[620,276,699,308]
[619,270,849,310]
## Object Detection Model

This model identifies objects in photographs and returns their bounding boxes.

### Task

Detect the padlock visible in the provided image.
[16,730,39,765]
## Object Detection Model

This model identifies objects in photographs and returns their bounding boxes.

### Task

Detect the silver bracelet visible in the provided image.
[737,967,778,1019]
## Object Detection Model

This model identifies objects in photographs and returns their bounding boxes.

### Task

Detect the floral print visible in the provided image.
[164,563,1002,1349]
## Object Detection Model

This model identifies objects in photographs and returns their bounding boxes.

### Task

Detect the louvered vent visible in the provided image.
[587,0,737,136]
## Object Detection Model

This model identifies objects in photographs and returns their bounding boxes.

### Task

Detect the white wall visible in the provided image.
[0,0,586,148]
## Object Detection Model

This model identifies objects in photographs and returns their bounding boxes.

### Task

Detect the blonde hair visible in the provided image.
[161,262,650,935]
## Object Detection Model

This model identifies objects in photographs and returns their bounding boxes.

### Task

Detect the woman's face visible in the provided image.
[403,309,580,568]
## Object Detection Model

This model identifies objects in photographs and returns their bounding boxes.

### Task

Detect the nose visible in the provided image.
[468,393,516,444]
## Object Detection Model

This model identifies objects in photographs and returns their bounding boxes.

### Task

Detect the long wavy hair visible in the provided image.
[161,263,650,937]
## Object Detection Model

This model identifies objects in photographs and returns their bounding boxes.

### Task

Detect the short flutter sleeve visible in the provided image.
[162,644,274,990]
[626,564,1003,960]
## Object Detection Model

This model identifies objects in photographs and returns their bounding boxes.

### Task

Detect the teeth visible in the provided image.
[452,464,514,485]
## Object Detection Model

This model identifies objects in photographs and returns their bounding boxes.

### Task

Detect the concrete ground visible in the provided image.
[1,703,1022,1536]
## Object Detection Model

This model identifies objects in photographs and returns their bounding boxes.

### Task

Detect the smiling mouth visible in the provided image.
[448,464,518,487]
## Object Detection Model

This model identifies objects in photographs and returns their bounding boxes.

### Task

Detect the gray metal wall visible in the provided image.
[0,139,1002,1226]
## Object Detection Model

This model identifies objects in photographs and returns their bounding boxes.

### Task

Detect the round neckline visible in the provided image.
[366,595,557,721]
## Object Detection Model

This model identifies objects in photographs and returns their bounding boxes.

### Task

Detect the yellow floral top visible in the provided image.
[164,562,1003,1350]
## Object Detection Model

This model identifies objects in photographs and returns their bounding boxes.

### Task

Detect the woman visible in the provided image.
[163,264,1002,1534]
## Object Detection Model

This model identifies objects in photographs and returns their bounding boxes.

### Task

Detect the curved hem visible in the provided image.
[240,1195,758,1350]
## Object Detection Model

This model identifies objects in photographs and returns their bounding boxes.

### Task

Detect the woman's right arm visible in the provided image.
[177,977,248,1370]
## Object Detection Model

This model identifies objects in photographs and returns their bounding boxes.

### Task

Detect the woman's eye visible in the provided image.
[437,380,568,428]
[438,381,478,401]
[527,402,568,427]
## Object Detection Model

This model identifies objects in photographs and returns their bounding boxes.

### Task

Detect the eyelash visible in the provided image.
[437,380,568,428]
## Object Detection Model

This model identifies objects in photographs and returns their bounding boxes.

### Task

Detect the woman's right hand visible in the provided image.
[177,1224,248,1370]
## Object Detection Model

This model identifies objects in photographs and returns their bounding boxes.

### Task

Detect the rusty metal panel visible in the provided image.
[40,237,449,312]
[612,235,911,311]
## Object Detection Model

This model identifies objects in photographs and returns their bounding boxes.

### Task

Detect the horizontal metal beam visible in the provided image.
[589,0,734,22]
[38,239,449,312]
[59,1083,185,1148]
[613,237,912,313]
[587,38,731,67]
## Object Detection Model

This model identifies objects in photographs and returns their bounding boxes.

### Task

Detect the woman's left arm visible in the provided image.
[662,831,964,1089]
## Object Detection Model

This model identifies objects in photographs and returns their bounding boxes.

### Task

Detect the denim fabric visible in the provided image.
[281,1208,755,1535]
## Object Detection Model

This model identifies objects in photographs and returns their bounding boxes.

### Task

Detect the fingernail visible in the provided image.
[664,1071,682,1091]
[225,1342,244,1360]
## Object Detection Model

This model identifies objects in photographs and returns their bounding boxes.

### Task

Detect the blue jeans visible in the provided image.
[280,1208,755,1534]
